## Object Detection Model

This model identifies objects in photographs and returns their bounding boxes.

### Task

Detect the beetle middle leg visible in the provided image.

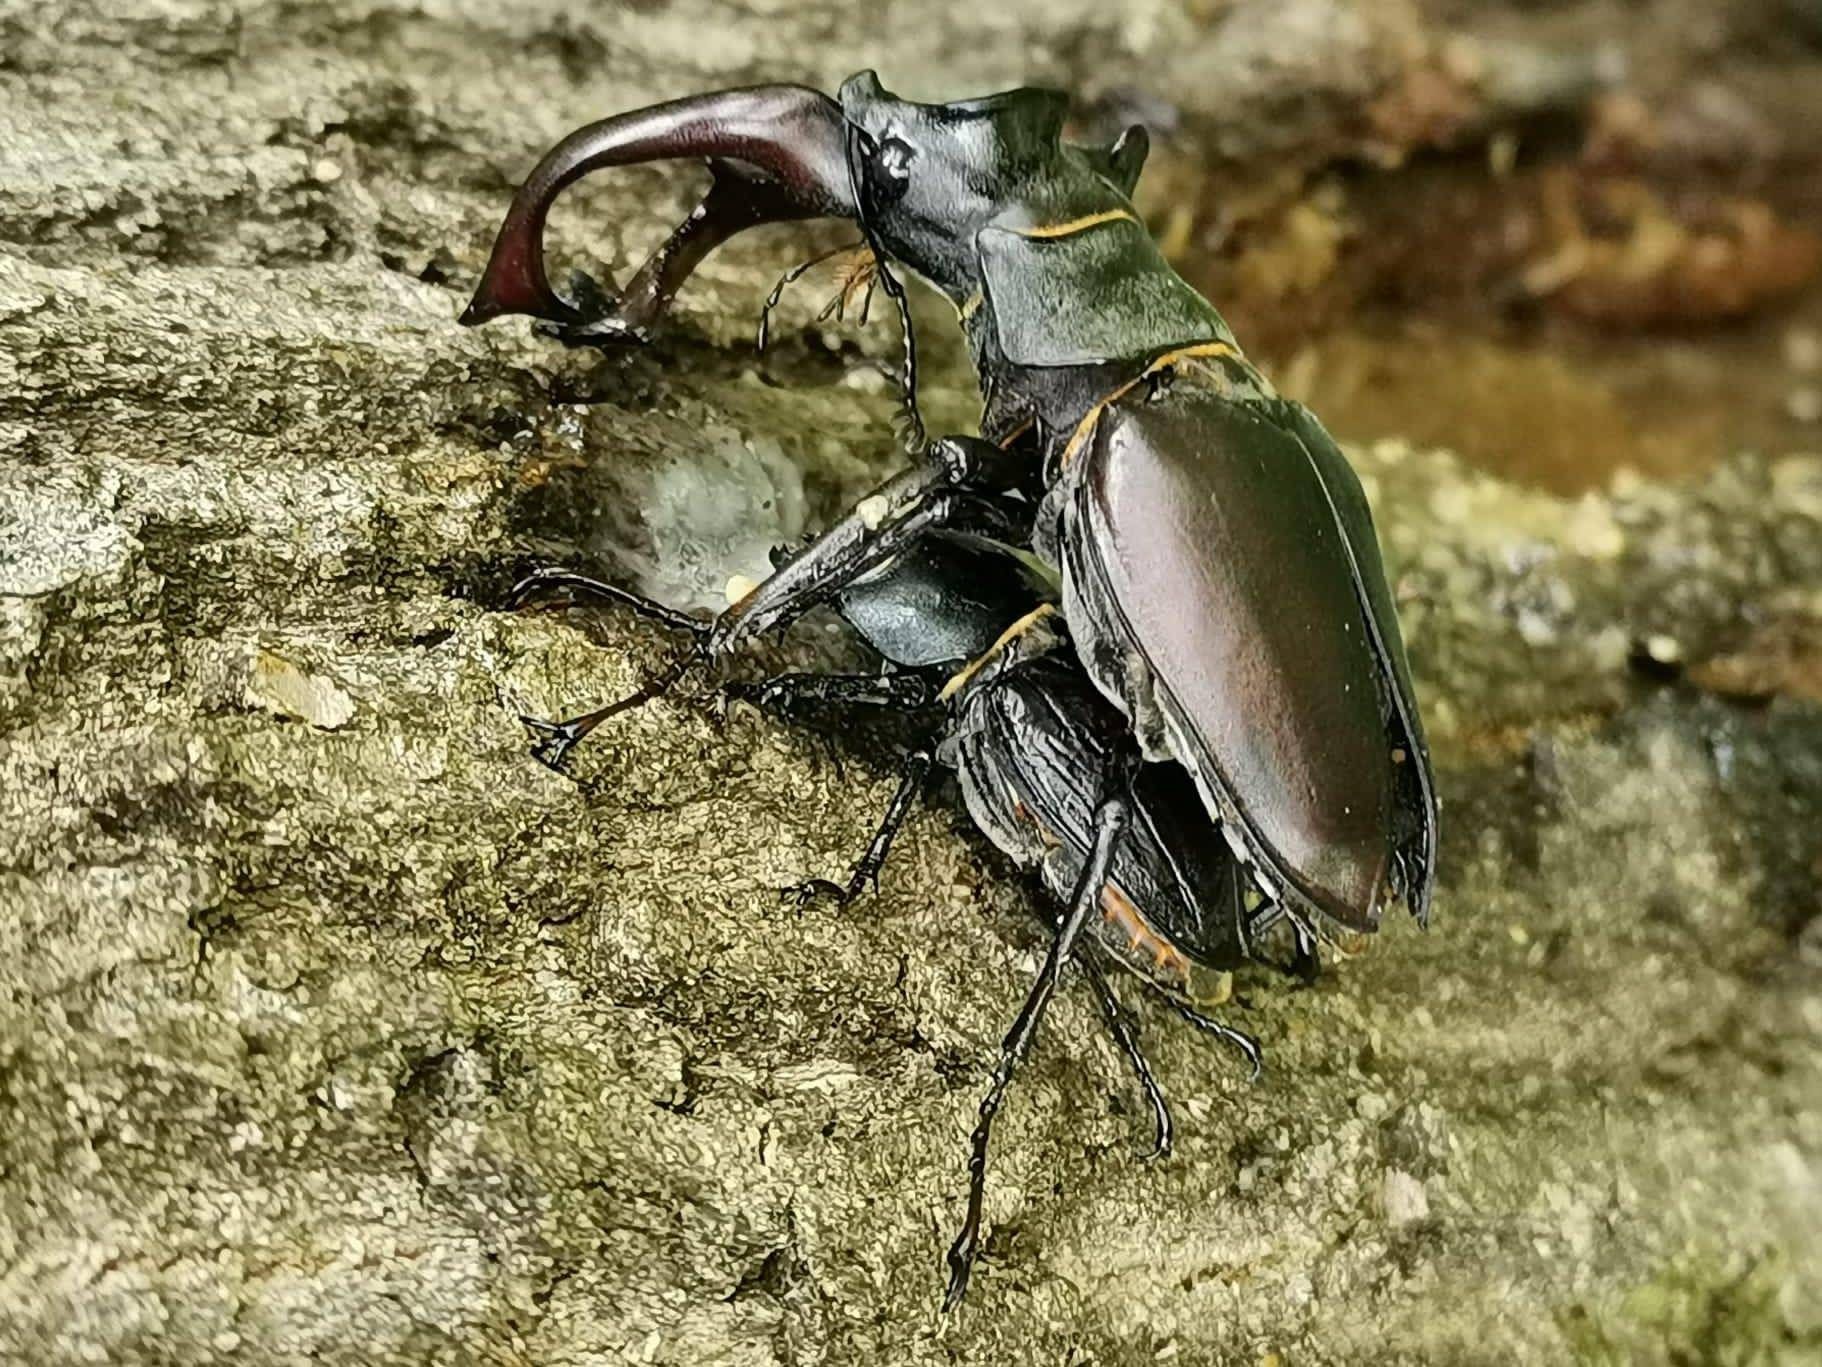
[785,745,935,908]
[725,671,939,906]
[945,777,1133,1310]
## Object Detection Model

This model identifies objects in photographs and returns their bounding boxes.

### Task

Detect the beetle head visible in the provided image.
[839,70,1077,299]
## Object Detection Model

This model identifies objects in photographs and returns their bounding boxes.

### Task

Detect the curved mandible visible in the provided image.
[461,84,856,326]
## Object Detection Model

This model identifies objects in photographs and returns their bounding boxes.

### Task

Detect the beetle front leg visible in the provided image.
[519,651,695,769]
[506,570,710,769]
[711,443,1029,656]
[506,567,712,635]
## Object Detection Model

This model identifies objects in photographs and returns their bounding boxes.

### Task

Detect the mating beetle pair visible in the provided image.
[465,71,1439,1305]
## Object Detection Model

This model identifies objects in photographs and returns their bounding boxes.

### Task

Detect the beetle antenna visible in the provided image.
[757,239,866,352]
[871,257,926,453]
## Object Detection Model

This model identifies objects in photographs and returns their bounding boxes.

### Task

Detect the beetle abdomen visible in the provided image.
[949,655,1250,997]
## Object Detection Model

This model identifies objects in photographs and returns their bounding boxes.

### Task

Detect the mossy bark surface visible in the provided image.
[2,3,1819,1363]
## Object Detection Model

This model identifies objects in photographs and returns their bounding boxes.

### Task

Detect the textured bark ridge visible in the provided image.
[2,3,1819,1364]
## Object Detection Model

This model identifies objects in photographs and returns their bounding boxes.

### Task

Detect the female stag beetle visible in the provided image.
[462,71,1439,954]
[512,529,1304,1306]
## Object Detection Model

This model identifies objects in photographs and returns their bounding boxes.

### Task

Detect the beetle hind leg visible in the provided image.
[1167,1000,1264,1082]
[1083,953,1172,1161]
[944,782,1133,1310]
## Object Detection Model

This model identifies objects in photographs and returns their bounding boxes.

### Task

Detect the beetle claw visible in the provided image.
[782,877,857,909]
[521,715,584,770]
[942,1234,977,1312]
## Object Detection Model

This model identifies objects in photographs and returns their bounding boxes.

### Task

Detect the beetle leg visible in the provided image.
[724,673,937,904]
[692,430,1034,658]
[505,567,711,637]
[1288,922,1323,984]
[725,670,936,715]
[504,569,708,768]
[1241,899,1322,984]
[872,255,925,453]
[1082,952,1172,1161]
[782,746,935,908]
[519,651,694,770]
[711,466,1027,657]
[944,782,1132,1310]
[1165,999,1263,1083]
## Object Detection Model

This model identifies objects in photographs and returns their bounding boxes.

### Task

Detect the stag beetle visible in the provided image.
[462,71,1439,956]
[510,529,1306,1306]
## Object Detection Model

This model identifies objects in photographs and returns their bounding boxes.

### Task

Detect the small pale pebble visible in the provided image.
[1382,1169,1429,1225]
[312,158,342,183]
[246,650,354,729]
[1785,387,1822,425]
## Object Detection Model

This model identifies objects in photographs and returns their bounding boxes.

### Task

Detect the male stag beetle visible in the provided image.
[512,529,1303,1306]
[462,70,1439,956]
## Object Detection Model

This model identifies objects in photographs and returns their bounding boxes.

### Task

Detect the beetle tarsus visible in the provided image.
[1084,953,1172,1161]
[520,654,696,768]
[945,782,1132,1310]
[781,746,934,907]
[520,714,591,770]
[1167,1000,1264,1082]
